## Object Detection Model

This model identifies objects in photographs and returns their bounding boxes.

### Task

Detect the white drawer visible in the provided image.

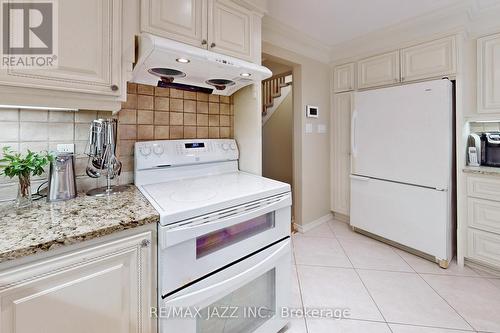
[468,198,500,235]
[467,176,500,201]
[467,229,500,267]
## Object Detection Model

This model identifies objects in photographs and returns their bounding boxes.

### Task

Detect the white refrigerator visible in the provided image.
[350,79,454,267]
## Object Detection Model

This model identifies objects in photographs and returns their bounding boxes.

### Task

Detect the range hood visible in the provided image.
[131,33,272,95]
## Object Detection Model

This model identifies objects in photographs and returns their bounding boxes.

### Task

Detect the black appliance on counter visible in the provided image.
[481,132,500,167]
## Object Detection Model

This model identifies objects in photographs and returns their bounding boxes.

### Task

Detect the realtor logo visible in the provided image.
[1,0,58,68]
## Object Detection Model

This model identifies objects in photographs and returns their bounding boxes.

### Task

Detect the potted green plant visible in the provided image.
[0,147,53,209]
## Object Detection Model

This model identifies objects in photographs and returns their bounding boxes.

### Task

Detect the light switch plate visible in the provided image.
[305,123,313,134]
[56,144,75,153]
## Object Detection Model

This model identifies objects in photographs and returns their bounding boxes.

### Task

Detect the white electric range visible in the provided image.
[134,139,292,333]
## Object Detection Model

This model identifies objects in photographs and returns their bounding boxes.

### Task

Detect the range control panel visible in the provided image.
[135,139,239,170]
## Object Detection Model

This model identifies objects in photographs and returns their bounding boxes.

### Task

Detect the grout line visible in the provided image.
[292,241,309,333]
[325,220,391,330]
[386,321,477,332]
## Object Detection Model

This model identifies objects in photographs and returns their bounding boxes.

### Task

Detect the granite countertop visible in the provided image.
[463,166,500,177]
[0,186,159,264]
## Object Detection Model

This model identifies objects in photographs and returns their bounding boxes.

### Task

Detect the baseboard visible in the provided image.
[465,258,500,277]
[294,213,333,233]
[332,211,350,223]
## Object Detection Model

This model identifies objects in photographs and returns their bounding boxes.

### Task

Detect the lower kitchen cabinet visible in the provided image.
[0,229,156,333]
[331,92,352,216]
[466,174,500,270]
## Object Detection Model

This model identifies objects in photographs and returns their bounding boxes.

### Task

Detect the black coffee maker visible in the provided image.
[481,132,500,167]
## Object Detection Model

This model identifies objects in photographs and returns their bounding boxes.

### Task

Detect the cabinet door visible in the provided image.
[401,36,456,82]
[0,232,155,333]
[333,63,355,93]
[357,51,400,89]
[478,33,500,113]
[208,0,253,61]
[141,0,208,49]
[331,92,352,215]
[0,0,122,96]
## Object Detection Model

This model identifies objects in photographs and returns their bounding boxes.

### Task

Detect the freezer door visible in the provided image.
[350,175,452,261]
[352,79,452,189]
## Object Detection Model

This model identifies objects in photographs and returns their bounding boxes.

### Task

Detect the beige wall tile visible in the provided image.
[0,109,18,121]
[170,112,184,126]
[122,94,138,109]
[97,111,114,119]
[220,103,230,115]
[208,114,220,127]
[137,84,154,95]
[220,127,230,138]
[197,127,208,138]
[75,110,97,123]
[155,87,170,97]
[118,124,137,140]
[74,123,90,141]
[184,113,196,126]
[170,88,183,99]
[118,109,137,124]
[154,112,170,125]
[49,111,74,122]
[184,100,196,113]
[118,140,135,157]
[220,95,230,104]
[155,97,170,111]
[184,126,196,138]
[197,114,208,126]
[170,98,184,112]
[209,127,220,139]
[137,95,154,110]
[209,102,220,114]
[20,122,48,141]
[183,91,196,100]
[20,141,48,154]
[127,82,137,94]
[121,156,134,172]
[137,110,154,124]
[48,123,74,141]
[196,101,208,114]
[20,110,48,122]
[196,92,209,101]
[137,125,154,141]
[220,115,230,127]
[209,94,220,102]
[154,126,169,139]
[0,123,19,141]
[170,126,183,139]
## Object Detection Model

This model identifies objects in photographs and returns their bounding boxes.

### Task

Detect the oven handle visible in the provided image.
[160,193,291,248]
[162,239,290,305]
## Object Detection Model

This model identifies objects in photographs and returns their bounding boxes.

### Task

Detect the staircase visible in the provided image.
[262,72,292,124]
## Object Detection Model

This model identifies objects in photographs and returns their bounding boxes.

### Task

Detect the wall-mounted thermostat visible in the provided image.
[306,105,319,118]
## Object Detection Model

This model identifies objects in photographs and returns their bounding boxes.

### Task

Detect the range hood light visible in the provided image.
[240,73,251,77]
[176,58,190,63]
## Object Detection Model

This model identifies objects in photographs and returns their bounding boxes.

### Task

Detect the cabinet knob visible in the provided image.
[111,84,119,91]
[141,239,151,248]
[210,42,216,48]
[201,39,207,45]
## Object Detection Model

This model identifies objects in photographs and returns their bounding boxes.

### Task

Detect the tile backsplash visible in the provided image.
[470,121,500,133]
[0,83,234,202]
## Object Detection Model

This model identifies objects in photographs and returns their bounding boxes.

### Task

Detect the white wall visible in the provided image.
[262,43,332,227]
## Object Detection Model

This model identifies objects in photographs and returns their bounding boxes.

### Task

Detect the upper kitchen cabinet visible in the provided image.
[141,0,208,48]
[333,63,356,93]
[140,0,261,62]
[0,0,124,110]
[208,0,253,61]
[357,51,400,89]
[477,33,500,113]
[401,36,456,82]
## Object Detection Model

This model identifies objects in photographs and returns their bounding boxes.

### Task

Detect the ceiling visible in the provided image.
[266,0,460,47]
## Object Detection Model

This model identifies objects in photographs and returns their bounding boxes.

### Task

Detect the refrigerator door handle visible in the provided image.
[351,110,358,158]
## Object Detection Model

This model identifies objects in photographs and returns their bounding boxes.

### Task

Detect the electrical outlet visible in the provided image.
[56,144,75,153]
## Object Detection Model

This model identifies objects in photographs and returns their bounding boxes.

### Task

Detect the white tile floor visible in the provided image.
[281,219,500,333]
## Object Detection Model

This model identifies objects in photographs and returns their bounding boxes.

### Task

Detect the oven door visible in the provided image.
[159,238,291,333]
[158,192,291,296]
